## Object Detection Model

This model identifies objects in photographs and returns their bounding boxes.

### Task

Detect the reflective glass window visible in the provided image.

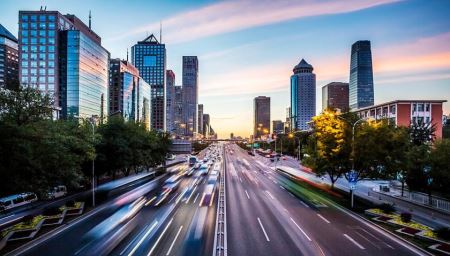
[39,23,46,29]
[48,46,55,52]
[21,15,28,22]
[30,23,37,29]
[49,23,55,29]
[39,15,46,22]
[39,30,46,37]
[48,15,55,22]
[48,68,54,75]
[48,30,55,37]
[21,30,28,37]
[21,23,28,29]
[39,46,45,53]
[30,30,37,37]
[30,15,37,22]
[30,38,37,44]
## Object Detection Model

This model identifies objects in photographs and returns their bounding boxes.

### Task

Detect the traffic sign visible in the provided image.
[348,170,357,190]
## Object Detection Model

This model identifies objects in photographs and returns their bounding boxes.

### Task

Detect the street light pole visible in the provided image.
[88,116,98,207]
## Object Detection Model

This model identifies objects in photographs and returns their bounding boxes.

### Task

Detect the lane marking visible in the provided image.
[239,177,242,183]
[120,224,150,255]
[166,225,183,255]
[128,221,159,256]
[317,214,331,224]
[300,200,310,208]
[279,185,286,190]
[148,218,174,255]
[193,192,200,204]
[257,217,270,242]
[145,196,157,206]
[355,230,380,249]
[344,234,365,250]
[290,217,312,242]
[288,192,295,198]
[245,190,250,199]
[265,190,275,200]
[185,185,198,204]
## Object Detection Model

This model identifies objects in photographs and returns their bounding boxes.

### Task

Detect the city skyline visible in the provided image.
[1,0,449,137]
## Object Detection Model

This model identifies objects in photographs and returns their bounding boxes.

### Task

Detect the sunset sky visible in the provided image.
[1,0,449,138]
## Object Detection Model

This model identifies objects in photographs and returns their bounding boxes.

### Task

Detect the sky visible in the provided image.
[1,0,449,138]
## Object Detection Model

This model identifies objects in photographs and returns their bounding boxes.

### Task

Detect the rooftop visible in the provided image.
[0,24,18,42]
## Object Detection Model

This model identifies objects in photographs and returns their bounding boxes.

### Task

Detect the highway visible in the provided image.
[3,143,428,256]
[225,143,425,256]
[7,149,220,256]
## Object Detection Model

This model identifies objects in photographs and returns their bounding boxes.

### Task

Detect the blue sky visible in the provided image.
[1,0,449,138]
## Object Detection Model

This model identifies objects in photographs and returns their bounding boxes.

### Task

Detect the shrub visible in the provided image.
[21,215,34,224]
[65,200,75,207]
[43,207,61,216]
[400,212,412,223]
[436,227,450,241]
[379,203,396,214]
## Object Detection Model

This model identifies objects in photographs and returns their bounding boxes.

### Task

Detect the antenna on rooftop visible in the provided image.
[126,48,129,62]
[160,21,162,43]
[89,10,92,30]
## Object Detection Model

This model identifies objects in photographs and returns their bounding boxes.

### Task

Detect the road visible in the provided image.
[9,149,219,256]
[225,143,425,256]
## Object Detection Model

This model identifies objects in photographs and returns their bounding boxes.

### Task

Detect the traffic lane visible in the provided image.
[226,153,318,256]
[252,164,421,255]
[147,173,218,256]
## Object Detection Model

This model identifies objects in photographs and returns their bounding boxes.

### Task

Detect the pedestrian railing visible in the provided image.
[408,192,450,213]
[213,146,227,256]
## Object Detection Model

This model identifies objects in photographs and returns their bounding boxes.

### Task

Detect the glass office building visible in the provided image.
[131,34,166,131]
[290,59,316,131]
[182,56,199,137]
[60,30,109,120]
[253,96,271,139]
[166,70,176,133]
[18,11,109,119]
[349,40,374,110]
[137,79,150,130]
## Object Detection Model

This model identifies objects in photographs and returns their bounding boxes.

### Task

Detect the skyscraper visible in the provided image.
[198,104,204,136]
[203,113,210,137]
[166,70,175,133]
[272,120,284,135]
[109,58,150,127]
[19,10,110,120]
[290,59,316,131]
[349,40,374,110]
[182,56,198,137]
[253,96,270,139]
[0,24,18,90]
[322,82,349,111]
[131,34,166,130]
[174,85,184,136]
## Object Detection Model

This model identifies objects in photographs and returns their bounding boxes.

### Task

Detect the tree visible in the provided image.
[430,139,450,198]
[303,109,350,188]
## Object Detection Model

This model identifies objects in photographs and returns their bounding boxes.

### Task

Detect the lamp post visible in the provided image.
[87,115,98,207]
[288,133,301,162]
[337,115,365,208]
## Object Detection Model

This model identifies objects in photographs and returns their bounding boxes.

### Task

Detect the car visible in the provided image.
[166,154,176,160]
[47,185,67,199]
[0,192,38,211]
[282,156,287,160]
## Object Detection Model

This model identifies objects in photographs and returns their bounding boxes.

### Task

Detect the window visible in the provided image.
[48,15,55,22]
[30,23,37,29]
[21,15,28,22]
[30,53,37,60]
[48,61,54,68]
[31,46,37,53]
[22,53,29,60]
[39,15,46,22]
[143,55,157,67]
[425,104,430,111]
[48,46,55,52]
[39,54,45,61]
[39,23,46,29]
[21,30,28,37]
[49,23,55,29]
[21,38,28,44]
[48,30,55,37]
[48,77,54,83]
[48,53,54,60]
[30,69,37,76]
[48,68,54,75]
[39,77,45,82]
[417,104,424,112]
[30,38,37,44]
[39,30,46,37]
[39,46,46,53]
[30,61,37,67]
[39,69,45,75]
[48,38,55,44]
[21,61,28,67]
[21,68,28,75]
[39,38,46,44]
[30,15,37,22]
[30,30,37,37]
[21,23,28,29]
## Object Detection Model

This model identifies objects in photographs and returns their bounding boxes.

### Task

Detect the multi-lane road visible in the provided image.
[4,143,428,256]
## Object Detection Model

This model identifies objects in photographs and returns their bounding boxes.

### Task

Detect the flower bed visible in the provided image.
[64,202,84,216]
[429,243,450,255]
[1,215,45,239]
[396,227,421,237]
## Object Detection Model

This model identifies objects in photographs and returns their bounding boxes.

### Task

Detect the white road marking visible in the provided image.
[245,190,250,199]
[344,234,365,250]
[120,224,150,255]
[288,192,295,198]
[279,185,285,190]
[166,225,183,255]
[257,217,270,242]
[239,177,242,183]
[185,185,198,204]
[317,214,331,224]
[193,192,200,204]
[265,190,275,200]
[145,196,157,206]
[290,217,312,241]
[300,200,310,208]
[128,221,158,256]
[148,218,174,255]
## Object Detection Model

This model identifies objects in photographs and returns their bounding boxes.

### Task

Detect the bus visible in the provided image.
[0,192,38,211]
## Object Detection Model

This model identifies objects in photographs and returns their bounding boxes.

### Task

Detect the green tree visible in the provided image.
[430,139,450,198]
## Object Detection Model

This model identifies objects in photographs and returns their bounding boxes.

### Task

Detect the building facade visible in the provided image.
[174,85,184,136]
[109,59,150,128]
[0,24,19,89]
[166,70,175,133]
[203,113,210,137]
[131,34,166,131]
[290,59,316,131]
[272,120,284,135]
[19,11,109,120]
[349,40,374,110]
[322,82,349,111]
[182,56,198,137]
[254,96,271,139]
[355,100,447,138]
[198,104,204,136]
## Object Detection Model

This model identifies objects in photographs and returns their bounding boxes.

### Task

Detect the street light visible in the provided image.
[87,115,98,207]
[337,115,366,208]
[288,133,301,162]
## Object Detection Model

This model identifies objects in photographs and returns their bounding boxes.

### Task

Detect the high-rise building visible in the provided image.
[182,56,198,137]
[198,104,204,136]
[322,82,349,111]
[166,70,175,133]
[290,59,316,131]
[109,59,150,127]
[285,106,291,133]
[203,113,210,137]
[272,120,284,135]
[349,40,374,110]
[254,96,270,139]
[19,10,110,120]
[0,24,19,90]
[174,85,184,136]
[131,34,166,130]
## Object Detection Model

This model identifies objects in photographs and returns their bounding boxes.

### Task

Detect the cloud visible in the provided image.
[110,0,400,43]
[200,31,450,99]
